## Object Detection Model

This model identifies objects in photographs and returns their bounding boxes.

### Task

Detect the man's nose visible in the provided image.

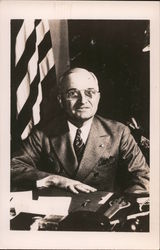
[79,91,88,104]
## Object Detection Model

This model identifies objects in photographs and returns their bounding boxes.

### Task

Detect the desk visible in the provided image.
[10,188,149,232]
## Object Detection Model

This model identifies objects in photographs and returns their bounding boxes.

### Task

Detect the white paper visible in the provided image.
[30,197,71,216]
[10,193,71,216]
[10,191,32,202]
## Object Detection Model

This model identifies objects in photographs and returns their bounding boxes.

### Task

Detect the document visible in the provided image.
[10,191,71,216]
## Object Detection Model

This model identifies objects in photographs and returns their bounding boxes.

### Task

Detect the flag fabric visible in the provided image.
[12,19,55,140]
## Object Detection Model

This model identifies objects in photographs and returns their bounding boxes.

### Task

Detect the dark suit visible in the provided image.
[11,115,149,193]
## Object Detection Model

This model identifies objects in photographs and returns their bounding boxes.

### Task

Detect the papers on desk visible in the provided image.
[35,197,71,216]
[10,191,33,216]
[10,191,72,216]
[10,190,32,202]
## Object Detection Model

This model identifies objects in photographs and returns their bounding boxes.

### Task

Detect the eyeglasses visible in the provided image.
[64,88,99,100]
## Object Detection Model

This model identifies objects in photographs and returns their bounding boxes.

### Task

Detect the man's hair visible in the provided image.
[58,68,98,94]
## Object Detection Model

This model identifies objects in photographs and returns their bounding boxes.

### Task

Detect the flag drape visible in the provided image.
[12,19,55,140]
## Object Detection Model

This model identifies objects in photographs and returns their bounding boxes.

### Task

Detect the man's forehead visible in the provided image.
[62,69,99,89]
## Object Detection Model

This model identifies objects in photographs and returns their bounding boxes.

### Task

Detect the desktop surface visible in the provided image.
[10,188,149,232]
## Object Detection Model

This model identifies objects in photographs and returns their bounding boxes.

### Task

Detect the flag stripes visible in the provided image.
[17,70,40,136]
[39,48,55,79]
[12,19,55,139]
[38,31,52,62]
[15,21,35,65]
[14,29,37,90]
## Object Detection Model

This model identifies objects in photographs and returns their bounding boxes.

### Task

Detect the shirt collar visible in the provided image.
[67,118,93,144]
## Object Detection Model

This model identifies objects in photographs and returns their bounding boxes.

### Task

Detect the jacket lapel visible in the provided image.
[76,117,111,181]
[49,118,78,177]
[51,133,78,177]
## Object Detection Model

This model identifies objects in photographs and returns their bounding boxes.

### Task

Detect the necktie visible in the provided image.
[73,128,85,164]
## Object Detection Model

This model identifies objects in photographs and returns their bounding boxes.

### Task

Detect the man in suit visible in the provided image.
[11,68,149,194]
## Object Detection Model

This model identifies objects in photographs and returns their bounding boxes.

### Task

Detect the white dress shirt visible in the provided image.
[67,118,93,145]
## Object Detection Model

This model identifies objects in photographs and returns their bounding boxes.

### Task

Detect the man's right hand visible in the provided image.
[36,175,97,194]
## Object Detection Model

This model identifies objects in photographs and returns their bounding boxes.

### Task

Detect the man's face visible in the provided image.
[59,70,100,124]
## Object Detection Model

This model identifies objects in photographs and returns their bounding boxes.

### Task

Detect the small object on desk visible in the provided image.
[81,199,91,207]
[136,197,149,212]
[30,216,43,231]
[104,196,131,219]
[98,193,113,204]
[38,215,64,231]
[127,211,149,220]
[10,207,16,217]
[10,196,16,218]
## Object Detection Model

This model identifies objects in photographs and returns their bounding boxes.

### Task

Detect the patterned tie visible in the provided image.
[73,128,85,164]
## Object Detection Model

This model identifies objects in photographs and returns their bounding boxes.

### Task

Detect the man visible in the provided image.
[11,68,149,194]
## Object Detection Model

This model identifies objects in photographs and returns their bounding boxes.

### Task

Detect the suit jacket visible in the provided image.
[11,115,149,193]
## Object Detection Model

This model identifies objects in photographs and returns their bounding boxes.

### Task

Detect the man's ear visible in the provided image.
[57,95,63,108]
[97,92,101,103]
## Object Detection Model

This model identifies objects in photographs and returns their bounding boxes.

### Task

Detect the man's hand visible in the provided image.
[36,175,97,194]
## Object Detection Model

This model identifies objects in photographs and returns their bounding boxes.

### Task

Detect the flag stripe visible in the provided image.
[35,19,41,27]
[16,73,30,115]
[36,20,50,45]
[15,21,35,65]
[39,48,55,80]
[41,65,56,86]
[16,30,39,113]
[32,83,42,124]
[21,120,34,140]
[27,47,39,84]
[14,27,37,90]
[17,70,40,135]
[38,31,52,63]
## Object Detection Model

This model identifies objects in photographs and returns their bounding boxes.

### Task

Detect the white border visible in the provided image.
[0,1,159,249]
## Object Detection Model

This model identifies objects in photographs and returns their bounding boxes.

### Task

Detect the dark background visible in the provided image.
[68,20,149,138]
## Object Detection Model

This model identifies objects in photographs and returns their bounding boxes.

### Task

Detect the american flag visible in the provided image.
[11,19,56,144]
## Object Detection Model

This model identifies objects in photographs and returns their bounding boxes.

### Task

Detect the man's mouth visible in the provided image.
[76,107,90,111]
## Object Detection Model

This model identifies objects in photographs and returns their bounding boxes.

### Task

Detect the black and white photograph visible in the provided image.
[0,1,159,249]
